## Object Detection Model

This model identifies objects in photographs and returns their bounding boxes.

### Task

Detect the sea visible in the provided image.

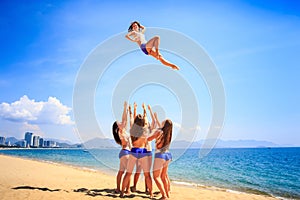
[0,147,299,199]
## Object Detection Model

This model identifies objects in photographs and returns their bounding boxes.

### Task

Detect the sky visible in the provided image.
[0,0,299,146]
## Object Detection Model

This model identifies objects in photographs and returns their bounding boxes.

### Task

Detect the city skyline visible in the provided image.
[1,131,58,148]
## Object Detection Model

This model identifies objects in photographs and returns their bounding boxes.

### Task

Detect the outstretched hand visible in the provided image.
[142,103,146,110]
[128,105,132,114]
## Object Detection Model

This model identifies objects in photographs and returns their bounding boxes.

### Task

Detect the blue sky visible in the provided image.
[0,0,299,146]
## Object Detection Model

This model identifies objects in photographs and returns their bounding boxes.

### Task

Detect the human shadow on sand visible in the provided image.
[73,187,159,199]
[12,186,160,199]
[12,186,60,192]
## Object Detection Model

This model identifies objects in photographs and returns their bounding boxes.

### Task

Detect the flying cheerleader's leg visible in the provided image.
[146,36,160,57]
[149,51,179,70]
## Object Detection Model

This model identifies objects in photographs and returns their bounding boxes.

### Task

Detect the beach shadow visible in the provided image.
[133,189,160,196]
[73,187,151,199]
[12,185,157,199]
[12,186,60,192]
[74,188,120,198]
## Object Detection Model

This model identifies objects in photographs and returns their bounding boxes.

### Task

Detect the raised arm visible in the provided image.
[147,129,162,141]
[120,101,128,128]
[133,102,137,119]
[128,104,134,128]
[142,103,149,126]
[140,24,146,34]
[154,112,162,128]
[147,105,156,130]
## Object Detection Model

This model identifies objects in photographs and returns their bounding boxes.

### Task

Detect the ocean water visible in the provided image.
[0,147,299,199]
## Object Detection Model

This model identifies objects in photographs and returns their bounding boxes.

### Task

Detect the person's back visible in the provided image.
[130,114,149,148]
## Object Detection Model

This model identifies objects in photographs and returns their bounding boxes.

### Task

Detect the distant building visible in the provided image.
[33,136,40,147]
[0,136,5,145]
[20,140,27,148]
[25,132,33,147]
[45,140,56,148]
[5,141,11,146]
[39,138,44,148]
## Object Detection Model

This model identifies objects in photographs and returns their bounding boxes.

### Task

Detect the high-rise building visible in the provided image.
[39,138,44,148]
[45,140,56,148]
[0,136,5,145]
[24,132,33,147]
[5,141,11,146]
[20,140,27,148]
[33,136,40,147]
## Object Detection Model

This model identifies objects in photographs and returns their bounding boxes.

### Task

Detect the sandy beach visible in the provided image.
[0,154,278,200]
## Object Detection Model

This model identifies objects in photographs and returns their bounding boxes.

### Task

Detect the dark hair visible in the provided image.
[112,121,121,145]
[157,119,173,150]
[134,114,145,126]
[128,21,141,32]
[130,114,145,143]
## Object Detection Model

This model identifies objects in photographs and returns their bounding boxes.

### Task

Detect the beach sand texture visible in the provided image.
[0,155,277,200]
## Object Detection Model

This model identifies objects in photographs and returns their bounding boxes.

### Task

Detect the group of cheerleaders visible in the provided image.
[112,102,173,200]
[111,21,177,199]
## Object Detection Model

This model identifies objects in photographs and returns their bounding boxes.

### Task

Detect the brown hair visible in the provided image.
[128,21,141,32]
[130,114,146,143]
[133,114,145,126]
[156,119,173,150]
[112,121,121,145]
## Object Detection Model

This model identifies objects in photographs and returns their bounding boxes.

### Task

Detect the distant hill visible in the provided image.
[2,136,295,149]
[43,138,81,148]
[44,138,74,145]
[5,137,20,145]
[171,139,281,149]
[83,137,118,149]
[80,138,286,149]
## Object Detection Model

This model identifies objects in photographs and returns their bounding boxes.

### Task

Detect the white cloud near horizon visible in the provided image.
[0,95,74,125]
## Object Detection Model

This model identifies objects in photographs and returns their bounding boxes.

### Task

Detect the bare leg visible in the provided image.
[148,51,179,70]
[121,172,132,197]
[146,36,160,57]
[166,174,171,193]
[158,56,180,70]
[131,172,140,192]
[153,170,167,199]
[116,170,124,193]
[144,172,153,198]
[161,163,170,198]
[153,158,167,199]
[121,155,136,197]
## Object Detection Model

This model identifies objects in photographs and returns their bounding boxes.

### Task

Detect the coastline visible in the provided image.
[0,154,279,200]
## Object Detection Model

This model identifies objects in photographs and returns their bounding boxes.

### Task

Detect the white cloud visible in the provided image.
[0,95,74,125]
[20,122,44,136]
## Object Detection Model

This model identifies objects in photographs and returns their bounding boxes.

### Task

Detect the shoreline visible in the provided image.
[0,154,280,200]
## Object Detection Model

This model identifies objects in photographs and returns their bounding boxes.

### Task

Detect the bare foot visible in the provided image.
[114,189,120,194]
[149,192,154,198]
[166,191,170,198]
[119,192,124,198]
[120,191,131,198]
[171,64,180,70]
[130,186,136,192]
